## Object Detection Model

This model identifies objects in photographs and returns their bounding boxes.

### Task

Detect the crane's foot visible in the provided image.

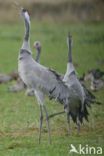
[48,111,65,119]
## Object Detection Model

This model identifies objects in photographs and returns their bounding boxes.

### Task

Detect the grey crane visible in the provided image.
[65,35,101,106]
[18,9,100,144]
[63,34,88,132]
[48,34,101,128]
[60,34,101,130]
[18,8,70,143]
[33,34,101,134]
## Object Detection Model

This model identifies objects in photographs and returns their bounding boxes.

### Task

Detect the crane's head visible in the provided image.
[21,8,30,25]
[33,41,41,52]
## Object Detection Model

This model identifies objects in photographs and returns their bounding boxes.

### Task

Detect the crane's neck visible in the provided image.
[67,35,72,63]
[66,62,75,76]
[21,17,31,54]
[35,48,41,63]
[66,34,76,75]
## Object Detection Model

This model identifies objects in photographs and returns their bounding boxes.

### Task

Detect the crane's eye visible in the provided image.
[36,43,39,46]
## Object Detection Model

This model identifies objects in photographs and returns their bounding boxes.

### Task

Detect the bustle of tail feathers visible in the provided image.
[83,84,95,100]
[68,103,89,124]
[48,60,101,123]
[48,69,89,124]
[83,84,102,105]
[48,69,91,124]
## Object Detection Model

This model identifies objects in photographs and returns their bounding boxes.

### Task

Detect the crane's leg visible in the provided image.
[67,113,71,135]
[76,119,80,135]
[43,105,51,144]
[39,105,43,144]
[48,111,65,119]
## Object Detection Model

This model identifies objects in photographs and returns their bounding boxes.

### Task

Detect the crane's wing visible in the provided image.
[19,56,74,106]
[36,66,73,105]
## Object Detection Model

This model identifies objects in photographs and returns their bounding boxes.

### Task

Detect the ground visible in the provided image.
[0,20,104,156]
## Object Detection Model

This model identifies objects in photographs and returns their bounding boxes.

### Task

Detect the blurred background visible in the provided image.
[0,0,104,23]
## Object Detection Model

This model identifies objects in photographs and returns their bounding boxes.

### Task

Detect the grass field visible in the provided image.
[0,20,104,156]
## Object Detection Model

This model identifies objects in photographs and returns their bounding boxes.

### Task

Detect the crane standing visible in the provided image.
[63,34,87,133]
[18,9,100,144]
[18,8,71,143]
[48,34,101,131]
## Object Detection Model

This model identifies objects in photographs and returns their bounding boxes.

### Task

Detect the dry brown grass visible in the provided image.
[0,0,104,23]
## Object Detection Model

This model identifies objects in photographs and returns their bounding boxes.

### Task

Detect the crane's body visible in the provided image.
[18,9,76,143]
[64,66,85,105]
[19,51,71,103]
[18,9,101,143]
[63,35,86,108]
[61,35,87,132]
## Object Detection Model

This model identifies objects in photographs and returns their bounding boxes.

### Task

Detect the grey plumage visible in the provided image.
[48,35,101,123]
[63,34,101,126]
[18,9,75,143]
[34,36,101,126]
[33,41,100,118]
[18,9,101,143]
[63,34,87,127]
[8,42,41,94]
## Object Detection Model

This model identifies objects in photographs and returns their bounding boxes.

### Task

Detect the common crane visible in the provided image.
[49,34,101,131]
[33,35,101,135]
[18,9,100,144]
[18,8,70,143]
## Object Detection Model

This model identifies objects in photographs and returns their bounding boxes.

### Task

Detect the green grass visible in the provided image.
[0,21,104,156]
